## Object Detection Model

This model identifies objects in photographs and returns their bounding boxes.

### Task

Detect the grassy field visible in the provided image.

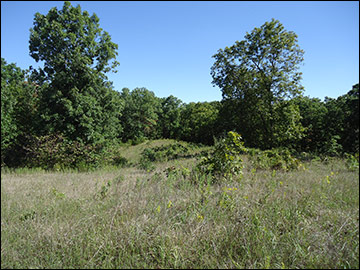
[1,140,359,269]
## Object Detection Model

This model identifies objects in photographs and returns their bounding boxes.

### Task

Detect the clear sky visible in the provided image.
[1,1,359,103]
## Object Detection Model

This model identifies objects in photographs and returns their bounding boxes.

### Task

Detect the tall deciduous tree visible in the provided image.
[1,58,41,166]
[211,19,305,149]
[119,87,162,143]
[158,95,183,139]
[341,83,359,153]
[29,1,122,144]
[1,58,23,164]
[323,84,359,155]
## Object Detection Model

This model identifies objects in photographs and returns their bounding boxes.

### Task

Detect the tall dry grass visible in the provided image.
[1,149,359,269]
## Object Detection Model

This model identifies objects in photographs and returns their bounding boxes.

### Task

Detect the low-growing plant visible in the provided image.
[141,148,158,162]
[199,182,213,206]
[129,136,147,146]
[138,143,196,172]
[22,134,130,171]
[217,186,238,211]
[19,210,37,222]
[113,174,125,185]
[102,147,129,167]
[51,188,65,199]
[1,141,359,269]
[138,157,156,172]
[164,166,179,178]
[94,180,112,200]
[344,152,359,171]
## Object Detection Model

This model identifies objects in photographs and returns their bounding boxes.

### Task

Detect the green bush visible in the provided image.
[138,142,198,172]
[345,152,359,171]
[248,147,302,171]
[23,134,129,170]
[138,158,156,172]
[129,136,147,146]
[141,148,158,162]
[24,134,103,170]
[140,143,191,163]
[196,131,247,181]
[101,146,129,167]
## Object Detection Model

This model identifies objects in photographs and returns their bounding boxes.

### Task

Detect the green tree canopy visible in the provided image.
[158,95,184,139]
[323,84,359,155]
[292,96,328,153]
[179,101,220,145]
[1,58,23,164]
[293,83,359,155]
[211,19,305,149]
[29,1,122,144]
[1,58,41,166]
[342,83,359,153]
[119,87,162,143]
[29,1,119,86]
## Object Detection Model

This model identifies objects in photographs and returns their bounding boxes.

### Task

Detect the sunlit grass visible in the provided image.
[1,143,359,269]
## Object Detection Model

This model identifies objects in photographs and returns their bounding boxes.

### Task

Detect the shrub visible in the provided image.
[141,148,158,162]
[101,146,129,167]
[248,147,302,171]
[196,131,247,181]
[129,136,147,146]
[345,152,359,171]
[23,134,130,170]
[24,134,103,170]
[138,158,156,172]
[140,143,191,163]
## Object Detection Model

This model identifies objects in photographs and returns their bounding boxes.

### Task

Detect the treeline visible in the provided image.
[1,56,220,168]
[1,2,359,169]
[2,57,358,168]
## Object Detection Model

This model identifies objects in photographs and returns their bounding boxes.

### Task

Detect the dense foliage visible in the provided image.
[211,19,305,149]
[178,101,220,145]
[1,2,358,169]
[197,131,247,180]
[119,87,162,143]
[29,1,122,145]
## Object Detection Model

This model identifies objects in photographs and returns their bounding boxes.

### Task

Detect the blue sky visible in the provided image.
[1,1,359,103]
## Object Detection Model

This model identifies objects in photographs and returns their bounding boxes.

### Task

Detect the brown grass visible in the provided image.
[1,146,359,269]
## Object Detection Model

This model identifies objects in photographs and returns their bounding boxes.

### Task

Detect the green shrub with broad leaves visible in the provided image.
[138,143,193,172]
[140,143,191,163]
[247,147,302,171]
[24,134,128,170]
[100,146,129,167]
[24,134,101,170]
[138,157,156,172]
[196,131,247,181]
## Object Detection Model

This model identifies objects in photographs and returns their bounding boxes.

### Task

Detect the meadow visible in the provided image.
[1,139,359,269]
